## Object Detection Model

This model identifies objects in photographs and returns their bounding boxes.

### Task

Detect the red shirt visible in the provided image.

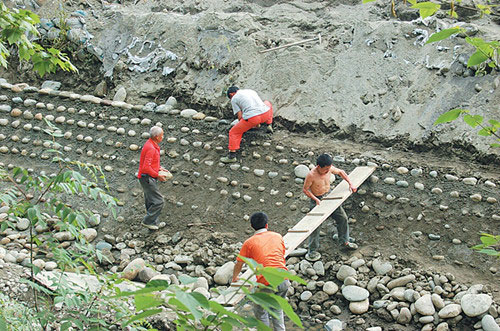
[137,138,160,178]
[237,230,287,285]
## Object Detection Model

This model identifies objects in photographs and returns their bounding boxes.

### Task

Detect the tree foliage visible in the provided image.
[0,120,126,329]
[434,109,500,148]
[472,233,500,258]
[116,256,306,330]
[362,0,499,73]
[0,3,77,77]
[427,27,499,72]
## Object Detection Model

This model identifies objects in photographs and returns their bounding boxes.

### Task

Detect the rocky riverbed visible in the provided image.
[0,77,499,329]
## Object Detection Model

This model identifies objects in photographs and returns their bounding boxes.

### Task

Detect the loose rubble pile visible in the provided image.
[0,77,499,329]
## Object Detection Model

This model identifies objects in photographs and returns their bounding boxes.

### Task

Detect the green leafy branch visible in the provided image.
[472,233,500,258]
[362,0,499,72]
[114,258,306,330]
[434,109,500,147]
[0,3,77,77]
[427,26,499,72]
[0,120,123,329]
[362,0,498,19]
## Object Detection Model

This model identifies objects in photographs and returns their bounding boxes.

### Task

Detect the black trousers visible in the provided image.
[139,175,164,225]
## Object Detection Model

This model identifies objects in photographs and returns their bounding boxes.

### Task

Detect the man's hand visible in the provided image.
[158,169,172,182]
[232,276,239,283]
[349,184,357,193]
[315,198,321,205]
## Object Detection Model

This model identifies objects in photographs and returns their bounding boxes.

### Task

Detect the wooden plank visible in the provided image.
[217,166,376,306]
[322,196,343,200]
[230,283,252,288]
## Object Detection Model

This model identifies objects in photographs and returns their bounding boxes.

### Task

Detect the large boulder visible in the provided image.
[323,281,339,295]
[122,258,146,280]
[138,267,159,283]
[461,293,492,317]
[342,285,369,302]
[337,265,356,281]
[80,228,97,242]
[438,304,462,318]
[113,87,127,102]
[349,298,369,314]
[481,315,500,331]
[294,165,309,178]
[214,262,235,285]
[372,259,392,275]
[415,294,435,316]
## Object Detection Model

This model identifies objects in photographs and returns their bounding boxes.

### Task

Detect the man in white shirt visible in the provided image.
[220,86,274,163]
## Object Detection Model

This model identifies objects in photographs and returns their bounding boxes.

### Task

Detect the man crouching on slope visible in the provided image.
[220,86,273,163]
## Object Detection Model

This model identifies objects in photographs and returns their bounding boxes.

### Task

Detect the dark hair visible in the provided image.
[250,212,268,230]
[317,153,333,168]
[227,86,239,99]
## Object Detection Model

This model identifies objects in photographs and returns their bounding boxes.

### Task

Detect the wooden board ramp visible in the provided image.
[216,166,376,306]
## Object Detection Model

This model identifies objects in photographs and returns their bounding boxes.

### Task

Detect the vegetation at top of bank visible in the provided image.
[434,109,500,148]
[362,0,499,74]
[0,2,77,77]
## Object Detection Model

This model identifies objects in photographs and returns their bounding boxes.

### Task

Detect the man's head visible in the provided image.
[227,86,239,99]
[250,212,268,231]
[316,153,333,174]
[150,126,164,143]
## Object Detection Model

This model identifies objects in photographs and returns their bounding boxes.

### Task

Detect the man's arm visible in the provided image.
[303,173,321,205]
[232,99,242,121]
[232,260,244,283]
[332,167,357,193]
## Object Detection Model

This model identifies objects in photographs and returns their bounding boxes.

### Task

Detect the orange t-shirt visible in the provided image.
[237,230,287,285]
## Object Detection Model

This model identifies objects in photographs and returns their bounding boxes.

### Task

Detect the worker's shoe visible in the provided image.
[220,156,237,163]
[266,124,274,134]
[332,234,356,243]
[305,251,321,262]
[341,242,358,251]
[158,221,167,229]
[142,222,159,230]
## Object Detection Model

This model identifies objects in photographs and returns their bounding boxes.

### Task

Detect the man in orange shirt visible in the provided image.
[232,212,290,331]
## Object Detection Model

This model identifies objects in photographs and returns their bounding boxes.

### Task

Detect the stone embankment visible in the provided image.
[4,0,500,160]
[0,78,499,330]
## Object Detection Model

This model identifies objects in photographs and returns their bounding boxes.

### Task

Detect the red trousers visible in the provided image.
[228,101,273,151]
